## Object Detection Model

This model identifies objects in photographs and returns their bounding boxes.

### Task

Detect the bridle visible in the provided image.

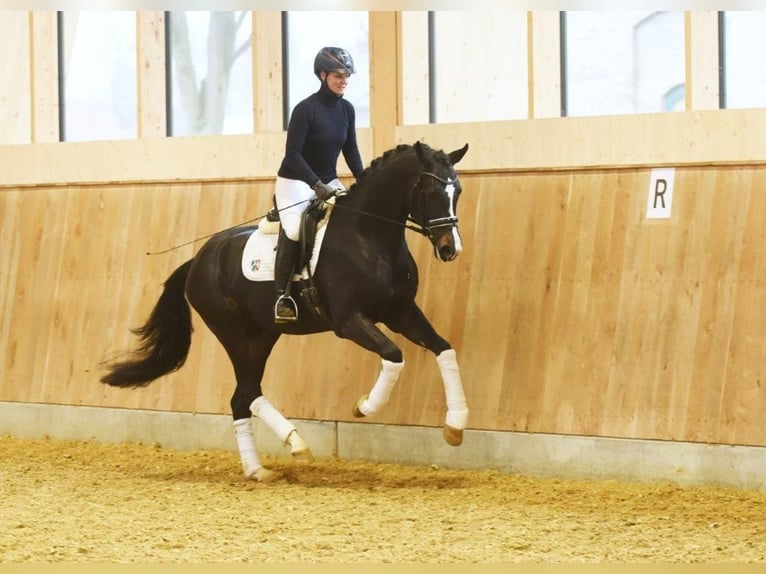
[406,170,460,239]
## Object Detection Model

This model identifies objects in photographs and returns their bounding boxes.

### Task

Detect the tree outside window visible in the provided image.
[168,11,253,136]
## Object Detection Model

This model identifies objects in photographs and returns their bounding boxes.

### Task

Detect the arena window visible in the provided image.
[58,11,137,142]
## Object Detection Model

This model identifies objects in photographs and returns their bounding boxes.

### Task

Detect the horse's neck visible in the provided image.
[330,180,406,251]
[353,169,418,222]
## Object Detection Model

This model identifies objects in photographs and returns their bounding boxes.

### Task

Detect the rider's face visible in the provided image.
[323,71,350,96]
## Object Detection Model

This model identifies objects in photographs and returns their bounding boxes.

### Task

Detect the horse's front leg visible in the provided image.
[335,312,405,418]
[386,306,469,446]
[434,348,469,446]
[352,358,405,417]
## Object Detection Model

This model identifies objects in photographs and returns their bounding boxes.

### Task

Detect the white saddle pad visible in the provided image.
[241,219,329,282]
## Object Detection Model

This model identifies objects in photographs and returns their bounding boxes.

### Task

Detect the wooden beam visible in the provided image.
[252,12,284,133]
[369,11,400,159]
[400,11,429,126]
[0,12,31,144]
[136,12,166,138]
[528,11,561,119]
[686,11,720,111]
[30,11,59,143]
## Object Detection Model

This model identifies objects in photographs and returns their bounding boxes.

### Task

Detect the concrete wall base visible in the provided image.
[1,402,763,491]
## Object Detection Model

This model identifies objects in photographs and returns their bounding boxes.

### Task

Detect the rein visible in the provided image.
[330,171,458,238]
[329,202,430,236]
[147,168,458,255]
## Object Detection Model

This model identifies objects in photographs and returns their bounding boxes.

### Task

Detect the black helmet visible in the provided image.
[314,47,355,79]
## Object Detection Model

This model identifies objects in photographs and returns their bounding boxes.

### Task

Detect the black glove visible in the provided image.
[311,181,336,201]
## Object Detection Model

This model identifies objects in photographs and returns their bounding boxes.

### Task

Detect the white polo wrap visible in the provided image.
[233,418,262,477]
[436,348,469,429]
[358,359,405,416]
[250,396,296,444]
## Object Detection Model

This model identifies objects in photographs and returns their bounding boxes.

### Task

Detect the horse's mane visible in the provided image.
[349,142,451,193]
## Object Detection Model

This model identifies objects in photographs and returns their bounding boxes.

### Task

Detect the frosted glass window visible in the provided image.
[723,11,766,109]
[564,11,685,116]
[169,11,253,136]
[285,12,370,128]
[61,12,137,141]
[432,11,528,123]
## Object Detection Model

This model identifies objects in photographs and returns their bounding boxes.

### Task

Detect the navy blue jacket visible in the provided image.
[278,83,364,186]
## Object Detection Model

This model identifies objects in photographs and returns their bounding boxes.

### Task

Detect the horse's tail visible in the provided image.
[101,259,194,388]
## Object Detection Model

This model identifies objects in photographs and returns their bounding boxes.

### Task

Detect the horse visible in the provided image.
[100,141,470,482]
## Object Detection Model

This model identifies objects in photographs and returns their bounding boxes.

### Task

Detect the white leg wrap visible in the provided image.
[436,349,469,430]
[250,396,296,444]
[358,359,405,416]
[233,418,263,477]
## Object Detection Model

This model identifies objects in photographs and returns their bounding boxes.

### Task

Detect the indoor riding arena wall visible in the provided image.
[2,112,766,490]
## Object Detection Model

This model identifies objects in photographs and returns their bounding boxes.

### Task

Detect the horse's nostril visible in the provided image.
[439,244,455,261]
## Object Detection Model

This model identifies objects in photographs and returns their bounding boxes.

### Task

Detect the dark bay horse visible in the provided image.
[101,141,470,482]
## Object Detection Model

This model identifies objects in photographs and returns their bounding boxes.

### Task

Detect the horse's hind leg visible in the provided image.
[249,395,314,463]
[221,330,279,482]
[227,329,314,476]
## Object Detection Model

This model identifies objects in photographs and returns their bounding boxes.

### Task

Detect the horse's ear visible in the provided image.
[448,143,469,165]
[414,141,426,163]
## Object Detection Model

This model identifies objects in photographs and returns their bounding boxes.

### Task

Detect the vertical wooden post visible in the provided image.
[399,11,429,126]
[369,11,400,159]
[30,11,59,143]
[0,11,31,144]
[528,11,561,119]
[137,12,166,138]
[252,11,284,133]
[686,11,720,111]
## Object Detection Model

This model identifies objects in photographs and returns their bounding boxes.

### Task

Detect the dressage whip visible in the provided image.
[145,199,310,256]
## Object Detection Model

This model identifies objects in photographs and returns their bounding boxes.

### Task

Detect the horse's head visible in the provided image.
[411,141,469,262]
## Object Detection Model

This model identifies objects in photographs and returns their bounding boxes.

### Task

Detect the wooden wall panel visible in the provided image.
[2,165,766,448]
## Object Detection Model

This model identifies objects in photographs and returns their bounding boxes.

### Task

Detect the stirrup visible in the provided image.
[274,294,298,324]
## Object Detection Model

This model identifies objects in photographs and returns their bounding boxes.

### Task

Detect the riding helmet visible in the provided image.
[314,47,355,79]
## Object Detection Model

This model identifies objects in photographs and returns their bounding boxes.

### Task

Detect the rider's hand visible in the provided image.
[311,181,336,201]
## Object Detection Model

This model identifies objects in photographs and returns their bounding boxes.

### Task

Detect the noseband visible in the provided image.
[407,171,460,238]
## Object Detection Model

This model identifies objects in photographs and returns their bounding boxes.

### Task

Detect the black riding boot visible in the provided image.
[274,233,300,324]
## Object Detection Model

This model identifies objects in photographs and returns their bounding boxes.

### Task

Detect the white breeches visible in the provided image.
[275,176,345,241]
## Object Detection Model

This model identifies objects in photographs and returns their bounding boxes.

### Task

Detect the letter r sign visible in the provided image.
[646,168,675,219]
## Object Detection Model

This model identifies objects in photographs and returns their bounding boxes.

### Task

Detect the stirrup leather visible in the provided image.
[274,294,298,323]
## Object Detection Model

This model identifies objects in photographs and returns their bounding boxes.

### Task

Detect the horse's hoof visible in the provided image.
[292,447,315,464]
[248,467,280,483]
[443,425,464,446]
[286,430,313,463]
[353,395,369,418]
